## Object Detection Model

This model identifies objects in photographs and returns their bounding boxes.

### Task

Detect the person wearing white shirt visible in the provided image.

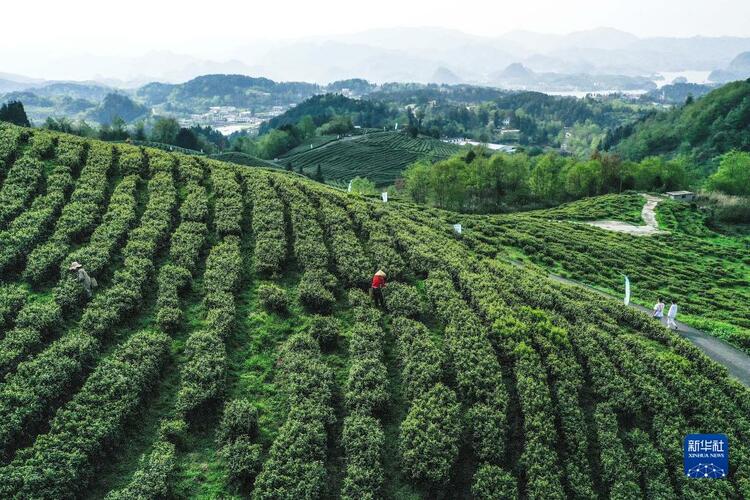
[666,301,678,330]
[652,298,665,321]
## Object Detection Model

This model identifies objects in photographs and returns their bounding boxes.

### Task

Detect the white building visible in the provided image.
[666,191,695,202]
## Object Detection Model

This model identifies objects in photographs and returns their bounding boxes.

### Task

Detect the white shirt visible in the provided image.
[653,303,665,317]
[667,304,678,318]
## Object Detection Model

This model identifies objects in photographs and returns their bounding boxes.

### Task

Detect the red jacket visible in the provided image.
[372,275,385,289]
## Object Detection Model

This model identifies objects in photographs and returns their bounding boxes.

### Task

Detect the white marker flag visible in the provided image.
[347,180,352,193]
[453,223,462,235]
[624,275,631,306]
[381,192,388,203]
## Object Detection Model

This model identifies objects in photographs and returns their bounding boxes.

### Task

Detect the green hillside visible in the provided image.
[458,194,750,351]
[0,122,749,499]
[278,131,462,185]
[605,79,750,172]
[208,152,281,169]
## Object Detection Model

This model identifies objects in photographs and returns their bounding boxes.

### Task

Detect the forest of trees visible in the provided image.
[604,79,750,173]
[401,149,690,213]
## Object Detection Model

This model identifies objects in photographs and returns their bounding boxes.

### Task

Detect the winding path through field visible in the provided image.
[586,194,665,236]
[505,259,750,387]
[549,272,750,387]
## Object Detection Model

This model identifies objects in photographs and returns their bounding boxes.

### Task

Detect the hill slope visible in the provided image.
[604,79,750,171]
[279,131,462,185]
[0,123,748,498]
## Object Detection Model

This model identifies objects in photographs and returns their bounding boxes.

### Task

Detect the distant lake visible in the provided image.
[655,70,712,87]
[216,124,257,136]
[545,89,649,98]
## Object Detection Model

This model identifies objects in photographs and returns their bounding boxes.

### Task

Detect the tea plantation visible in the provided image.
[0,122,748,499]
[278,131,461,186]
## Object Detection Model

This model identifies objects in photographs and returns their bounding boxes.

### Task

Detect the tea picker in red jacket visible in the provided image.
[371,269,386,309]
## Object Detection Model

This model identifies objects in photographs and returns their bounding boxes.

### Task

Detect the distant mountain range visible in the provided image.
[709,52,750,82]
[4,27,750,86]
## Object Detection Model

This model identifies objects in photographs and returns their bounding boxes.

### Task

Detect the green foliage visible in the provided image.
[307,315,340,349]
[607,80,750,173]
[89,93,148,124]
[0,125,749,499]
[0,153,44,227]
[297,270,337,314]
[23,142,115,283]
[0,101,30,127]
[384,281,424,318]
[178,235,242,416]
[252,333,334,499]
[392,318,443,401]
[403,149,689,212]
[345,323,388,415]
[707,150,750,195]
[280,131,460,186]
[461,197,750,340]
[219,437,263,484]
[341,415,385,499]
[471,464,517,500]
[151,117,180,144]
[248,175,286,275]
[399,383,461,484]
[106,441,176,500]
[0,330,170,499]
[258,283,289,314]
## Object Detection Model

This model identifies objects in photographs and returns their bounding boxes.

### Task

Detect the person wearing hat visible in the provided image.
[371,269,387,309]
[69,261,96,298]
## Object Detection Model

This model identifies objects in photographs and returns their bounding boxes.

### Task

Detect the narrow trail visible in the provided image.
[586,194,665,236]
[505,259,750,388]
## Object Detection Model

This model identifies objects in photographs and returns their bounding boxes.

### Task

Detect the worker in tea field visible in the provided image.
[652,298,665,321]
[666,300,679,330]
[69,261,97,298]
[371,269,387,309]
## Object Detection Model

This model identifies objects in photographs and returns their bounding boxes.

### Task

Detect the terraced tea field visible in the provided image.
[0,122,748,499]
[278,131,462,186]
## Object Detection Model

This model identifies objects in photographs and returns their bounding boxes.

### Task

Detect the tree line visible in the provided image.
[401,149,691,213]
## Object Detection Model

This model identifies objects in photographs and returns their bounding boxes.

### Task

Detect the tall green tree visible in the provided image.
[151,117,180,144]
[175,128,199,150]
[403,162,431,204]
[707,151,750,196]
[0,101,30,127]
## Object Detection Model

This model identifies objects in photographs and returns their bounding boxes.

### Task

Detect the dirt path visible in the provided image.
[586,194,666,236]
[504,259,750,387]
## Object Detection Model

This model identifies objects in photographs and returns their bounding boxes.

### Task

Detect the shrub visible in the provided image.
[0,284,27,330]
[217,399,259,448]
[345,355,389,415]
[0,330,169,499]
[252,333,334,499]
[0,154,44,227]
[297,271,337,313]
[308,315,340,349]
[392,318,443,401]
[258,283,288,314]
[384,282,424,318]
[157,418,188,447]
[341,415,385,499]
[211,166,243,236]
[248,175,286,274]
[220,437,263,484]
[399,383,460,484]
[347,289,371,309]
[471,464,517,500]
[105,441,176,500]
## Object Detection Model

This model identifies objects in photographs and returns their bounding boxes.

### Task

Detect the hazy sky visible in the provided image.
[2,0,749,81]
[3,0,750,57]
